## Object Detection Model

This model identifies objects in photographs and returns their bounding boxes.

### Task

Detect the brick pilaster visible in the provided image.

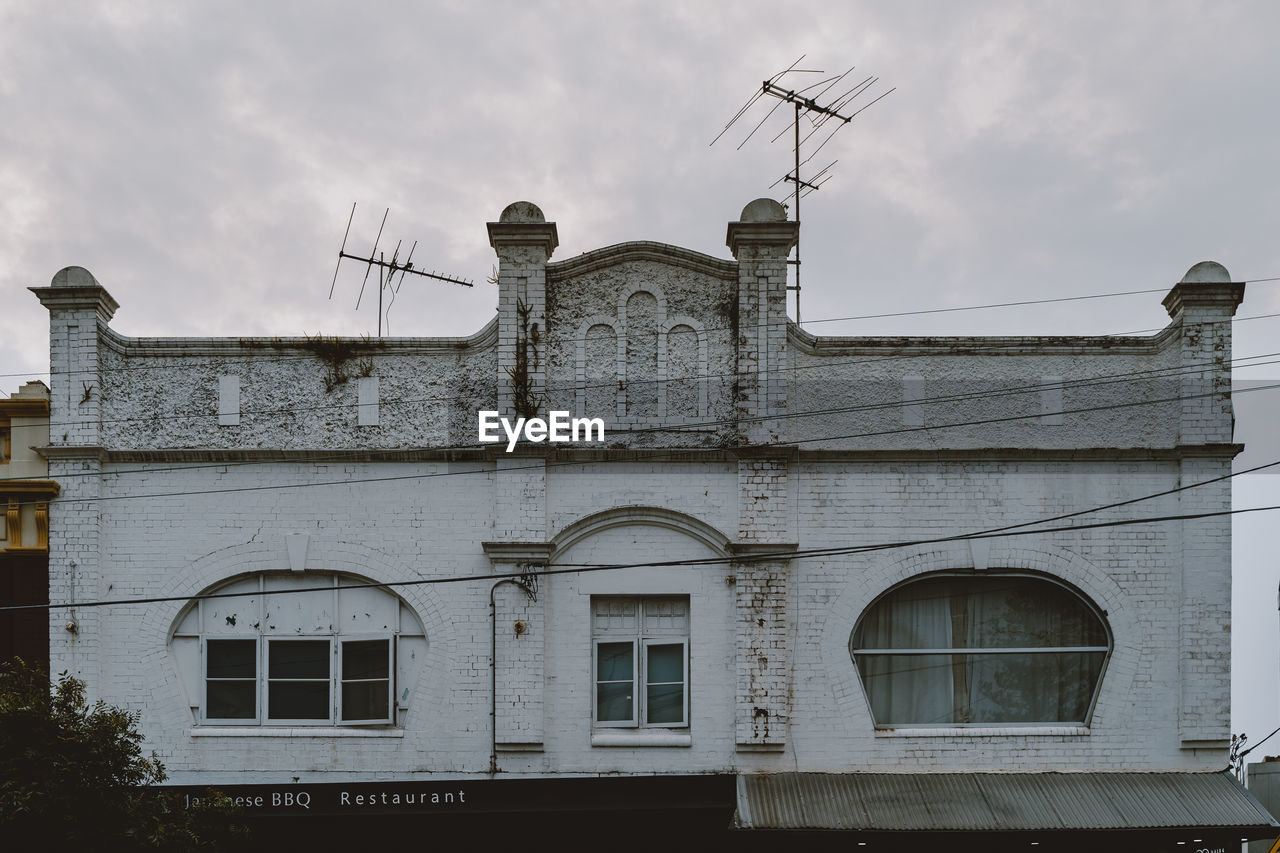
[726,199,797,445]
[30,267,118,698]
[1162,261,1244,748]
[487,202,558,420]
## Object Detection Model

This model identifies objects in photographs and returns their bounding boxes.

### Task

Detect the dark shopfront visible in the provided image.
[169,771,1279,852]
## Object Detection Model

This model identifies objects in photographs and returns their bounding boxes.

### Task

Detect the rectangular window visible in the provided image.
[594,640,637,726]
[340,638,393,724]
[591,597,688,728]
[204,638,258,722]
[267,639,332,722]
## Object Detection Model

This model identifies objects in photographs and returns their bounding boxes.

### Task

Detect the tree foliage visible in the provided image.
[0,660,247,849]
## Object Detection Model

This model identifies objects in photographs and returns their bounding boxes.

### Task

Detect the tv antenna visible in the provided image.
[712,56,894,324]
[328,203,473,336]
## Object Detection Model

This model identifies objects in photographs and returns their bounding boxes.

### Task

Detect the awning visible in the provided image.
[734,771,1279,835]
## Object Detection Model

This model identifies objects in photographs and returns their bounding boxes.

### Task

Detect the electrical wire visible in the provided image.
[1,499,1276,615]
[73,346,1280,428]
[3,376,1276,505]
[5,341,1274,486]
[1239,725,1280,760]
[5,316,1277,435]
[3,276,1277,382]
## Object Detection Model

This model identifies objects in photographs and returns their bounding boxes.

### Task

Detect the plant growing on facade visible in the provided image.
[506,298,542,420]
[302,333,376,392]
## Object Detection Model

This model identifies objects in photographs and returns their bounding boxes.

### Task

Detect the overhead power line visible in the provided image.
[3,322,1276,436]
[3,373,1274,515]
[3,277,1277,382]
[2,368,1275,500]
[2,498,1275,615]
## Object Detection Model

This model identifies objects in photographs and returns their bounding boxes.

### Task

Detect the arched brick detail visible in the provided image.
[551,505,731,557]
[136,537,454,740]
[819,542,1137,735]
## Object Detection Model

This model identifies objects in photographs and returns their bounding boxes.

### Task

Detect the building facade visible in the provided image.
[26,200,1276,849]
[1,380,54,669]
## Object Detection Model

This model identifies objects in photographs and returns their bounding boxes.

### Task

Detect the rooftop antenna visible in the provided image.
[328,203,473,336]
[712,56,894,324]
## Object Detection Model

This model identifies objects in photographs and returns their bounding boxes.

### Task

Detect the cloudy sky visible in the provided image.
[1,1,1277,748]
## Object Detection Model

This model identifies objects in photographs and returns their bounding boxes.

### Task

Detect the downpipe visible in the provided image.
[489,570,538,776]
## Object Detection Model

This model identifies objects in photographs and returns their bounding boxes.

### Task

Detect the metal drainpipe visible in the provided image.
[489,574,536,776]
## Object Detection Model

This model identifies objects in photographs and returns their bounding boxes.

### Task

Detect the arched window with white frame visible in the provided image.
[170,572,426,726]
[850,573,1110,726]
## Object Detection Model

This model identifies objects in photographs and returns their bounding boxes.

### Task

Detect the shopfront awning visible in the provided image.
[733,771,1279,835]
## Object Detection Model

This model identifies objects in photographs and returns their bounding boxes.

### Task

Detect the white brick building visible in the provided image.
[25,199,1276,849]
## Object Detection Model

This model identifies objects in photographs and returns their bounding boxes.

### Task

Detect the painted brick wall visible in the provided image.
[26,210,1243,786]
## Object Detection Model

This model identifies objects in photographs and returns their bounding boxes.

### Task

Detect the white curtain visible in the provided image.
[857,583,955,724]
[856,578,1106,725]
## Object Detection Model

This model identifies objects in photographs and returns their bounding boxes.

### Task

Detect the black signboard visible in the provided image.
[165,774,735,819]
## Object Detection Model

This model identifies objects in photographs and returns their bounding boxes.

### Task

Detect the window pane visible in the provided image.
[646,684,684,724]
[853,577,1107,651]
[269,681,330,720]
[207,639,256,678]
[964,651,1107,723]
[965,581,1107,649]
[207,681,256,719]
[597,642,633,681]
[343,640,389,680]
[596,682,633,722]
[857,653,957,725]
[342,680,390,721]
[647,643,683,683]
[269,640,330,679]
[856,650,1108,725]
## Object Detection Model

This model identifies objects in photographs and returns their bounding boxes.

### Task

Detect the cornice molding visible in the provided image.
[90,444,1242,465]
[0,479,60,499]
[481,542,555,564]
[788,320,1181,356]
[547,241,737,281]
[0,399,50,418]
[98,318,499,359]
[36,445,108,462]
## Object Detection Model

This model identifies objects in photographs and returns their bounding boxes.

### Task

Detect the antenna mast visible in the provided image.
[329,203,473,336]
[713,58,894,324]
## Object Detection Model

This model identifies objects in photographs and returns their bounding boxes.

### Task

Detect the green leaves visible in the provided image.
[0,660,247,850]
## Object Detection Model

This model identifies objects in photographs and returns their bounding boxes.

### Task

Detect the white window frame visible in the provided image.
[849,572,1112,728]
[186,572,422,729]
[201,636,261,725]
[338,636,396,725]
[265,637,336,725]
[641,638,689,728]
[592,638,639,728]
[591,596,690,730]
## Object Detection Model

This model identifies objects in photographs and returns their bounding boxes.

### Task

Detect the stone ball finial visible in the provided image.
[1180,261,1231,284]
[739,198,787,223]
[499,201,546,224]
[51,266,100,288]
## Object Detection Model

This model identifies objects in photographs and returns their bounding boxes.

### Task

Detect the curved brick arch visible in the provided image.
[819,542,1138,734]
[551,505,731,558]
[136,537,454,737]
[616,281,668,324]
[661,314,708,417]
[574,315,621,419]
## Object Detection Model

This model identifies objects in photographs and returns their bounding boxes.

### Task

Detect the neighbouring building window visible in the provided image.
[172,572,426,726]
[850,574,1110,726]
[591,596,689,728]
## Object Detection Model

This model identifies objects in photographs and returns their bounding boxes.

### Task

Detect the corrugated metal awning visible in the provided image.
[734,771,1279,833]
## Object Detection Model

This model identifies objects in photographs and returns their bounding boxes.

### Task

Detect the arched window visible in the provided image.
[850,574,1110,726]
[170,572,426,726]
